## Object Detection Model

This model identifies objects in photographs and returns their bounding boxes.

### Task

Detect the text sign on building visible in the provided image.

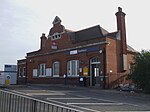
[51,42,58,50]
[70,50,78,55]
[51,45,58,49]
[68,46,100,55]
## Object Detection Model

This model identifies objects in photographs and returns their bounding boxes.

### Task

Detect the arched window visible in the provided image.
[90,57,100,64]
[53,61,60,77]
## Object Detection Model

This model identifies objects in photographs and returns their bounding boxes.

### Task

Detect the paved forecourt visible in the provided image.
[8,85,150,112]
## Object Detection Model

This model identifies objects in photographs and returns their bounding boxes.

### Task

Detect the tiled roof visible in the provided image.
[71,25,109,42]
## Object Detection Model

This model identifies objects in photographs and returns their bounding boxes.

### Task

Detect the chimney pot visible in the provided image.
[118,7,122,12]
[42,33,45,37]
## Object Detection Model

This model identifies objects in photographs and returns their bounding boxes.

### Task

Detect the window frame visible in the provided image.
[38,63,46,77]
[22,67,26,77]
[53,61,60,77]
[18,67,22,77]
[51,33,61,40]
[67,60,79,77]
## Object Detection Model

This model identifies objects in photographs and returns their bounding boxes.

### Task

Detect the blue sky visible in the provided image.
[0,0,150,70]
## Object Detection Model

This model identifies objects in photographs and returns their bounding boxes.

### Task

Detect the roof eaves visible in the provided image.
[127,45,137,53]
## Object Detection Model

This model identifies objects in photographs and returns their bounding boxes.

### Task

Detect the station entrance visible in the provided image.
[90,57,100,86]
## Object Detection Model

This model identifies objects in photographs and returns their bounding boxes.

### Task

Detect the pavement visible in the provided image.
[28,84,150,97]
[1,83,150,98]
[1,84,150,112]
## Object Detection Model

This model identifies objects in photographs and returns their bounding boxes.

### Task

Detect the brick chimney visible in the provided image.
[115,7,127,54]
[115,7,127,71]
[40,33,47,49]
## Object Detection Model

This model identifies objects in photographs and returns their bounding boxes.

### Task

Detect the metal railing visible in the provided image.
[0,89,83,112]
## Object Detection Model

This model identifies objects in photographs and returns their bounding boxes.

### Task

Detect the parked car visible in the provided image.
[118,84,136,92]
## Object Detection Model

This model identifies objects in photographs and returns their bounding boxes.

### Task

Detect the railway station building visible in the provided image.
[17,7,136,88]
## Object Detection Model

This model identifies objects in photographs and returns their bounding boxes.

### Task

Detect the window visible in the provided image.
[51,33,61,40]
[91,57,100,64]
[18,67,22,77]
[23,67,26,77]
[67,60,79,77]
[53,61,60,77]
[38,64,46,77]
[33,69,38,77]
[57,34,60,39]
[46,68,52,77]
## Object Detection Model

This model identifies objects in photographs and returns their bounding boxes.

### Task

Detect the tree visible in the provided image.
[129,50,150,93]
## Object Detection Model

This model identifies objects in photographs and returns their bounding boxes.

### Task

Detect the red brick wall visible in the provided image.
[26,45,105,85]
[26,27,135,87]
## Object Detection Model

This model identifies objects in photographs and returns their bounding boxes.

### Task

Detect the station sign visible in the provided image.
[68,46,100,55]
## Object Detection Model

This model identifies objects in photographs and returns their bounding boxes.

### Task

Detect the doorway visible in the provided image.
[90,57,100,86]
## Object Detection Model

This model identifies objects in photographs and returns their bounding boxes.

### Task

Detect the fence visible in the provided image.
[0,89,83,112]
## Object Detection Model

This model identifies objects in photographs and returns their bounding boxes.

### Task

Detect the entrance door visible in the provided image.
[90,58,100,86]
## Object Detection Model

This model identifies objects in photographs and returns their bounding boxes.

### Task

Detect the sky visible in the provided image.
[0,0,150,70]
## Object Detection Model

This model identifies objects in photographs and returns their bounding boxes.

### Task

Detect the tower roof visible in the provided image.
[52,16,62,25]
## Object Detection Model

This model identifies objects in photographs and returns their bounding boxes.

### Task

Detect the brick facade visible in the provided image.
[17,7,136,88]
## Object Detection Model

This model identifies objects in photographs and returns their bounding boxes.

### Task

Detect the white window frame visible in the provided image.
[51,33,61,40]
[22,67,26,77]
[67,60,79,77]
[53,61,60,77]
[38,64,46,77]
[33,69,38,77]
[18,67,21,77]
[46,68,52,77]
[91,57,100,64]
